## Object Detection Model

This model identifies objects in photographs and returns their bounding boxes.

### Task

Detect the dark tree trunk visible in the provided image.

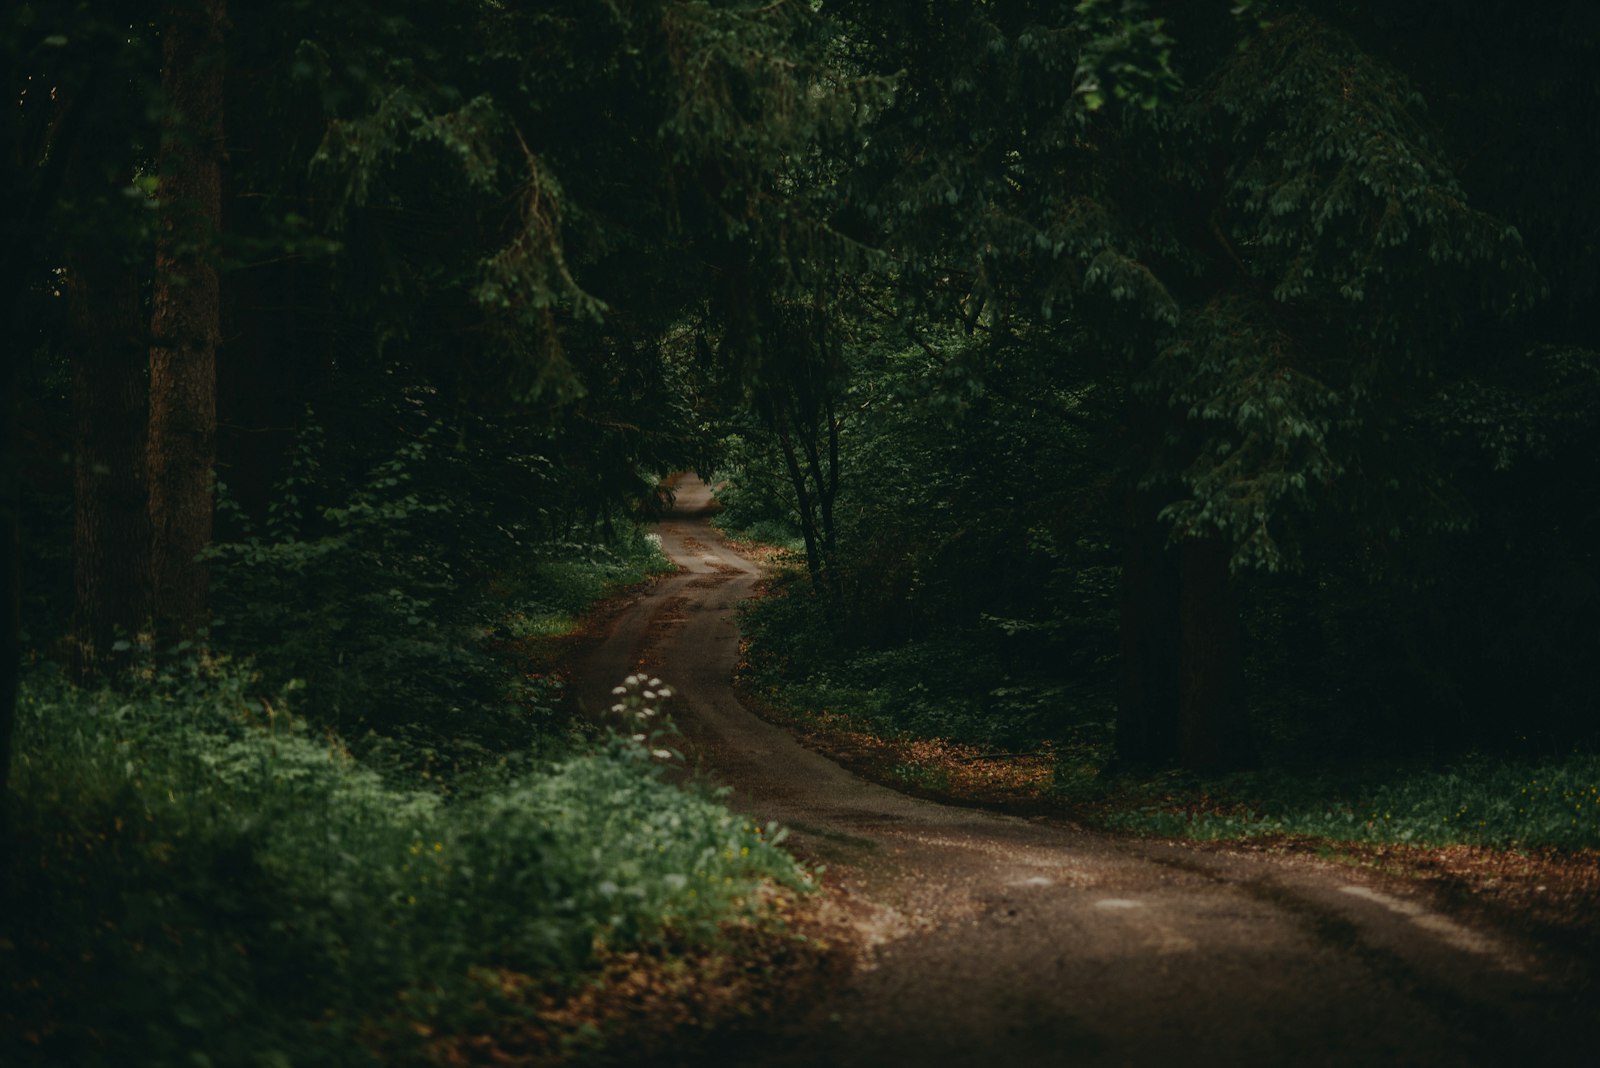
[776,423,825,592]
[0,348,18,823]
[2,17,106,831]
[148,0,225,642]
[1116,501,1181,765]
[69,258,153,678]
[217,263,303,526]
[1178,536,1248,770]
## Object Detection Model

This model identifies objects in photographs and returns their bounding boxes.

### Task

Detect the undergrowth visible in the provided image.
[1,661,810,1067]
[738,570,1112,750]
[739,570,1599,854]
[1094,756,1600,852]
[208,416,675,766]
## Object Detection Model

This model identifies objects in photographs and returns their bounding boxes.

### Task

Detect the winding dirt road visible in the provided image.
[581,478,1597,1066]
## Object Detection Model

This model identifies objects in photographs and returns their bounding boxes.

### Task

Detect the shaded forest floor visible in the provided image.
[733,665,1600,971]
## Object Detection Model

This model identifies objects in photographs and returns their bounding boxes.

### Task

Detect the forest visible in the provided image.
[4,0,1598,1064]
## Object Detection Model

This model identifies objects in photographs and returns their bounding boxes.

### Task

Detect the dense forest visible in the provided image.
[4,0,1598,1063]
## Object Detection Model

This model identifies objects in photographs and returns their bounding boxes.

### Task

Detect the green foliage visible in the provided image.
[2,662,809,1067]
[500,530,673,640]
[740,573,1112,749]
[721,0,1599,774]
[1099,755,1600,851]
[1072,0,1182,112]
[726,315,1122,747]
[708,433,806,551]
[207,396,672,763]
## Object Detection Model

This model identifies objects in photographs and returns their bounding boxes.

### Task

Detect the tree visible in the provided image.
[0,336,15,822]
[69,250,153,677]
[3,1,161,801]
[148,0,226,642]
[791,2,1544,768]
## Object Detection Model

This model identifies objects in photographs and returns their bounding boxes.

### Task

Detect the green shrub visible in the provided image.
[1102,755,1600,851]
[738,578,1107,748]
[706,433,804,546]
[1,662,809,1067]
[209,415,672,764]
[495,528,673,640]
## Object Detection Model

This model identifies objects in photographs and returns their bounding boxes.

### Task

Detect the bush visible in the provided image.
[1101,754,1600,851]
[738,575,1111,748]
[1,662,810,1067]
[209,413,672,763]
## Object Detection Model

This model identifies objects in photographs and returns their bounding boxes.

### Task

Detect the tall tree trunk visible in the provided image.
[69,257,153,677]
[1178,536,1247,770]
[2,20,105,834]
[218,263,301,527]
[0,341,19,825]
[1116,500,1181,765]
[776,423,825,592]
[1115,384,1182,766]
[148,0,225,642]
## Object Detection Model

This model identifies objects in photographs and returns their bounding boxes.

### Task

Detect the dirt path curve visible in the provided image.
[581,477,1596,1066]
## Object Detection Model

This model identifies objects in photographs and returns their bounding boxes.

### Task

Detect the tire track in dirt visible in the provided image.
[579,477,1598,1067]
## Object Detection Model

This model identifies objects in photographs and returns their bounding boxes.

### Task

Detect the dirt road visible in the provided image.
[580,477,1596,1066]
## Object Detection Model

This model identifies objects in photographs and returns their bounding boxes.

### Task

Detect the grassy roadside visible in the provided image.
[1,531,828,1068]
[730,561,1600,956]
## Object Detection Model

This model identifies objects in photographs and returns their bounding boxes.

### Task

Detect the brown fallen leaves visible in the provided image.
[385,892,849,1067]
[733,673,1058,813]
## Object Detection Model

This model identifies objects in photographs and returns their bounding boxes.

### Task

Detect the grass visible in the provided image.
[737,572,1097,750]
[495,529,674,641]
[738,572,1600,855]
[713,516,806,556]
[1093,755,1600,852]
[1,529,814,1068]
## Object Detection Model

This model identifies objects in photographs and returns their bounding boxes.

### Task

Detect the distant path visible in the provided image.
[580,476,1595,1066]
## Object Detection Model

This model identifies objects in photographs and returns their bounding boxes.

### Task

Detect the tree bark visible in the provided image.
[1178,536,1248,770]
[776,423,825,592]
[148,0,225,642]
[70,257,153,677]
[2,13,107,831]
[1116,502,1181,765]
[0,341,19,825]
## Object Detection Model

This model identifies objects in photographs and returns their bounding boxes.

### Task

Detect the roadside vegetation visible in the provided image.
[726,503,1600,857]
[717,386,1600,859]
[4,398,817,1066]
[4,660,811,1067]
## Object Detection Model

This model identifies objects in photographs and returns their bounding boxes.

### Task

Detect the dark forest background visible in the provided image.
[3,1,1597,1063]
